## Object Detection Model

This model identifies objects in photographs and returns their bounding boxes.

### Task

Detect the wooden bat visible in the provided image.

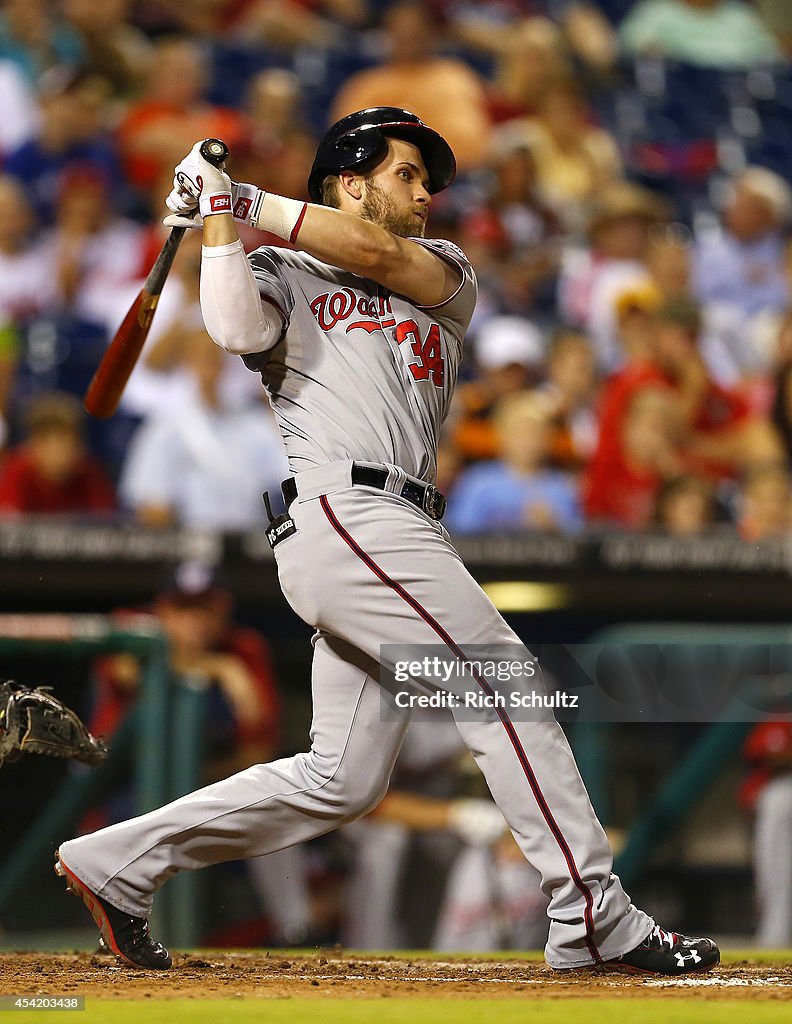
[83,138,230,419]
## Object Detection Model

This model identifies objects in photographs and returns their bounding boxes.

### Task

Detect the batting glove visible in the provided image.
[165,140,233,221]
[448,799,508,847]
[162,211,203,230]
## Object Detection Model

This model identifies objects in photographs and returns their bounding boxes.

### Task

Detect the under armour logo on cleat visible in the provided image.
[675,950,702,966]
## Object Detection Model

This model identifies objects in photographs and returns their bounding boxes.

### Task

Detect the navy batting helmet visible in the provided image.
[308,107,456,205]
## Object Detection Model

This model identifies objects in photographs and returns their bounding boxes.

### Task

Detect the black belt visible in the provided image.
[281,465,447,521]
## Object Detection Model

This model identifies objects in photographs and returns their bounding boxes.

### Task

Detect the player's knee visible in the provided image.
[328,770,389,821]
[298,751,389,820]
[345,777,389,819]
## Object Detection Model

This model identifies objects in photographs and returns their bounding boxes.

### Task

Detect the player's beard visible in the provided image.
[361,178,426,238]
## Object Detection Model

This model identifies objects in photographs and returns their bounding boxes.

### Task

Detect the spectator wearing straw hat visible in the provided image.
[558,180,668,372]
[693,167,792,321]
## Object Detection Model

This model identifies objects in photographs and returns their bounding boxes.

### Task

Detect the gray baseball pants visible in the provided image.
[59,460,653,967]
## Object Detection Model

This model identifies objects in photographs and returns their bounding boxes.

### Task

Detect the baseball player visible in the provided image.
[54,107,719,975]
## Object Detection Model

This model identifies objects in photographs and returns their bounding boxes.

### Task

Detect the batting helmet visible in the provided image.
[308,107,456,205]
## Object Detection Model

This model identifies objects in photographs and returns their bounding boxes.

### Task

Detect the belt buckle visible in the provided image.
[422,484,446,521]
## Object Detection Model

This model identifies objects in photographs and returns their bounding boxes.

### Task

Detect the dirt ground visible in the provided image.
[0,952,791,1001]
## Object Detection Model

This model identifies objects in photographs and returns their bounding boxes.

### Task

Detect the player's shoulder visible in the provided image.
[411,237,473,270]
[247,243,345,280]
[410,238,478,311]
[410,237,478,324]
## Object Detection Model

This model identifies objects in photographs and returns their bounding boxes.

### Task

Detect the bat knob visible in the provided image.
[200,138,229,167]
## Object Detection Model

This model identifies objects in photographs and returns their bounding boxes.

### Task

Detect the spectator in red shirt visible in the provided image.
[651,299,782,475]
[584,383,683,529]
[588,289,782,525]
[0,392,115,516]
[583,282,669,526]
[89,562,281,779]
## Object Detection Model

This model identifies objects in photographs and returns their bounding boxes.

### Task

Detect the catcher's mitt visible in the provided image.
[0,679,108,767]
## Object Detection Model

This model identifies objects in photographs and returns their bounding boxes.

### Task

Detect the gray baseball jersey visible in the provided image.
[241,238,476,482]
[57,233,654,970]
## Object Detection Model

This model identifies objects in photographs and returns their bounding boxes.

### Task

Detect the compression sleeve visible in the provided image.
[200,240,285,355]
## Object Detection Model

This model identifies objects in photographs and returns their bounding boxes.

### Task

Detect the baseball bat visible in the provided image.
[83,138,230,419]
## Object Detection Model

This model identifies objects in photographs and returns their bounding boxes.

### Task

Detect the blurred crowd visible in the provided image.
[3,0,792,537]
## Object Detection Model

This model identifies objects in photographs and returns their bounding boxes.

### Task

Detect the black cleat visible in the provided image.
[608,924,720,975]
[54,850,172,970]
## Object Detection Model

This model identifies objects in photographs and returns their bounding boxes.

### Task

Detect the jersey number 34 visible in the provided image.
[394,319,445,388]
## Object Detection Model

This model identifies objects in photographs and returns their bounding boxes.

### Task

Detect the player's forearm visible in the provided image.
[236,188,402,277]
[295,204,408,279]
[201,213,283,355]
[203,212,239,248]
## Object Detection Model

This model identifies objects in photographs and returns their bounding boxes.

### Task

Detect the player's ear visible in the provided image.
[338,170,364,202]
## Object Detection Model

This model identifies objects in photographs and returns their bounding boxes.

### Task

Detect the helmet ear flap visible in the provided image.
[337,126,388,170]
[309,127,389,204]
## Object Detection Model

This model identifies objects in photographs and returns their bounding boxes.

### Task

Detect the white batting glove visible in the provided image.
[448,799,508,847]
[165,140,233,221]
[164,184,199,219]
[163,211,203,230]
